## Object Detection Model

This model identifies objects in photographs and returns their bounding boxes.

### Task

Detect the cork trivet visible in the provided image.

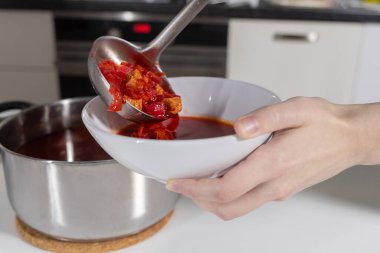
[16,210,173,253]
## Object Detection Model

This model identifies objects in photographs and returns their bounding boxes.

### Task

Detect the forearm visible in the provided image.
[346,102,380,166]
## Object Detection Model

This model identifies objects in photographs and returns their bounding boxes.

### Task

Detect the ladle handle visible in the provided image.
[142,0,211,60]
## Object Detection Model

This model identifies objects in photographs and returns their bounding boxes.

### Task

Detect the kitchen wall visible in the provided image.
[0,10,59,104]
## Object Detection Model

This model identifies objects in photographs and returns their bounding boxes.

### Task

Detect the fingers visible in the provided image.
[166,146,274,203]
[234,97,310,139]
[192,182,277,220]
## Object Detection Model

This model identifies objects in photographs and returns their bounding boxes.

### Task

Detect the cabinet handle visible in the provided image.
[273,32,319,43]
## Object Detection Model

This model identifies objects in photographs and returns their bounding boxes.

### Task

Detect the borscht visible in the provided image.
[16,124,111,161]
[118,116,235,140]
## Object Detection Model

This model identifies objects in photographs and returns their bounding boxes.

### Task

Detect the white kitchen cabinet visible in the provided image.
[353,24,380,104]
[227,19,364,104]
[0,10,58,104]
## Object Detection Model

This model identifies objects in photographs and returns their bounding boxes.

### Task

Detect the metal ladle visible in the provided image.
[88,0,211,122]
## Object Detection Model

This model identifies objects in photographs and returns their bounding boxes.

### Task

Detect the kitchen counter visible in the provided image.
[1,163,380,252]
[2,0,380,23]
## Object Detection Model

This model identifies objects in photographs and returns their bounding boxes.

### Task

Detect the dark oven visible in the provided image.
[54,10,228,99]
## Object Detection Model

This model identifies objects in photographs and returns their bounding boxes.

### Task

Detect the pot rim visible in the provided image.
[0,96,115,165]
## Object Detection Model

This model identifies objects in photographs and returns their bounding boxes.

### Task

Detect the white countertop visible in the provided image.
[1,164,380,253]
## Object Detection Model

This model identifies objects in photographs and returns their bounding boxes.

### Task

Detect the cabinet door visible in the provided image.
[0,70,59,103]
[227,19,363,103]
[354,24,380,104]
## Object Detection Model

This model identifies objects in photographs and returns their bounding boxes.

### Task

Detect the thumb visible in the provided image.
[234,98,308,139]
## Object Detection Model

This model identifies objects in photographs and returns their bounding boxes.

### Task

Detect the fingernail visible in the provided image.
[166,179,180,193]
[235,116,259,138]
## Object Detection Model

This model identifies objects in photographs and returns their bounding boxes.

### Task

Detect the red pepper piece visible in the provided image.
[164,114,179,132]
[143,102,166,119]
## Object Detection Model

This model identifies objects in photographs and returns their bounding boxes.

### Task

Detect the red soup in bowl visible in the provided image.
[117,115,235,140]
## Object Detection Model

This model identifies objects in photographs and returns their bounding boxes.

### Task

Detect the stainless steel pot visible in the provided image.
[0,97,179,241]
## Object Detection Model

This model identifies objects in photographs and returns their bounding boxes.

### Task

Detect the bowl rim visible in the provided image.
[82,76,281,145]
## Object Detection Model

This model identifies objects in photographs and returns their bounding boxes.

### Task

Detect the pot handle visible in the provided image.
[0,101,34,113]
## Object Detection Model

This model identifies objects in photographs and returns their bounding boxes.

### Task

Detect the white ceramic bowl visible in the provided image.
[82,77,281,182]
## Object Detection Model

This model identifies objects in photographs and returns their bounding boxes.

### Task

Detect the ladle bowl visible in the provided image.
[88,36,171,122]
[88,0,211,122]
